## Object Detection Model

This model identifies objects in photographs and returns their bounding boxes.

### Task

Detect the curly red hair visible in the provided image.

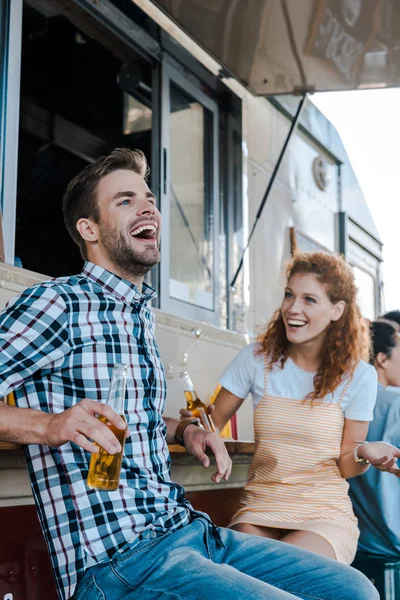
[257,252,370,401]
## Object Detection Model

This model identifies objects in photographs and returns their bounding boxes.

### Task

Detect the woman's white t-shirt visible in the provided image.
[219,343,378,421]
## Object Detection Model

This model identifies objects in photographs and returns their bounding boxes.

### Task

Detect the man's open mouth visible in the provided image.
[130,224,157,243]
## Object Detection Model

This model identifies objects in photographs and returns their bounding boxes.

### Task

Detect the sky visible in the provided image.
[311,89,400,314]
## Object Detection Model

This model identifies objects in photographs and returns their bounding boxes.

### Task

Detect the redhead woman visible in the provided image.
[206,253,399,565]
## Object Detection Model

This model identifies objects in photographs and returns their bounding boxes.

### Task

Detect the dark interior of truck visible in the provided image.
[17,0,153,276]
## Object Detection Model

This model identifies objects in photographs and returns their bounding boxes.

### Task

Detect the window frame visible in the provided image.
[160,57,220,325]
[226,112,244,330]
[0,0,22,265]
[351,262,377,321]
[346,217,383,320]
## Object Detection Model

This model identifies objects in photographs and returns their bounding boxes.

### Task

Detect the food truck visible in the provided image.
[0,0,392,596]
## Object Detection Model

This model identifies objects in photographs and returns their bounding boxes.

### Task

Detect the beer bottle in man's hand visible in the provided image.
[179,371,216,432]
[87,364,127,491]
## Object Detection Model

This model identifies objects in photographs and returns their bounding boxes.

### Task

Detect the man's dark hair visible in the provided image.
[62,147,148,259]
[382,310,400,327]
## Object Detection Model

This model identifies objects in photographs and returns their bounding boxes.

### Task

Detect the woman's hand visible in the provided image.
[180,387,244,433]
[358,441,400,476]
[179,405,215,420]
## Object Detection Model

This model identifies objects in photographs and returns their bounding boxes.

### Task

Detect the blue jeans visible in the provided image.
[73,517,378,599]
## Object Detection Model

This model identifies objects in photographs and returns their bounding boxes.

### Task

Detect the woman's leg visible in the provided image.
[230,523,285,540]
[231,524,337,560]
[281,530,336,559]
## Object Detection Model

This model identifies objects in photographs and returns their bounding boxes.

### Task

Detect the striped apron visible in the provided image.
[229,360,359,563]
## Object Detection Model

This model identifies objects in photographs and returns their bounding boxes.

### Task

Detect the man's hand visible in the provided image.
[45,399,127,454]
[358,441,400,476]
[182,424,232,483]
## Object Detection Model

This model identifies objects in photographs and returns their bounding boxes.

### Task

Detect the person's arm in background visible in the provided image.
[338,419,400,479]
[179,387,244,432]
[339,366,400,478]
[0,285,125,453]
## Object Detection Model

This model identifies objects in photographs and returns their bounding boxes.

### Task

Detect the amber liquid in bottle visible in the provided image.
[87,364,127,491]
[87,415,126,491]
[180,372,216,432]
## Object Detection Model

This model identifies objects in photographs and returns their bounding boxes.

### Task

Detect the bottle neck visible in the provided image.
[179,372,195,393]
[182,381,194,393]
[107,365,127,414]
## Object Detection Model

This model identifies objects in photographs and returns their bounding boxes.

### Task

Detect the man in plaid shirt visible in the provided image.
[0,149,378,600]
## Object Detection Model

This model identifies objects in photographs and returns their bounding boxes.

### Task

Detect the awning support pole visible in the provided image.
[230,94,307,290]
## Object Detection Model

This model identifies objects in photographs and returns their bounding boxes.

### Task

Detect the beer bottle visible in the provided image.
[179,371,216,432]
[87,364,128,491]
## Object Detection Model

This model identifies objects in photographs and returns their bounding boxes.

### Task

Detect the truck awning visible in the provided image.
[151,0,400,96]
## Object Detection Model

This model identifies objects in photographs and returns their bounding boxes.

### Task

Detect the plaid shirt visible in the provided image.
[0,263,193,599]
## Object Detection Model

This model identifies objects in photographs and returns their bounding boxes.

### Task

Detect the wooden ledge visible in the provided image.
[0,441,255,454]
[0,442,22,451]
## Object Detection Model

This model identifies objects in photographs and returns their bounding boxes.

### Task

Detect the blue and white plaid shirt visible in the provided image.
[0,263,193,599]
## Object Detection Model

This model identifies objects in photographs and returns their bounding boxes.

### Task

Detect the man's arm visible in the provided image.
[0,399,126,453]
[0,285,125,452]
[164,416,232,483]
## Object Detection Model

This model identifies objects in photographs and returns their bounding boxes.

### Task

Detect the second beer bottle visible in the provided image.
[179,371,216,432]
[87,364,128,491]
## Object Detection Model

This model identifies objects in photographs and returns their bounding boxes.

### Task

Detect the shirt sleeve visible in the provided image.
[0,284,69,398]
[343,362,378,421]
[384,397,400,447]
[219,344,258,399]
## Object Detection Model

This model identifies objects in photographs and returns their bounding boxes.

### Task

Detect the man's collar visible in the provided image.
[82,262,157,305]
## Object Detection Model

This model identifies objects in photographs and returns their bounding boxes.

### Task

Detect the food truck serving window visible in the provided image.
[0,0,243,329]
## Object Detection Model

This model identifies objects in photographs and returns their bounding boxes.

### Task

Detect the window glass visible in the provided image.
[169,83,214,310]
[352,264,376,320]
